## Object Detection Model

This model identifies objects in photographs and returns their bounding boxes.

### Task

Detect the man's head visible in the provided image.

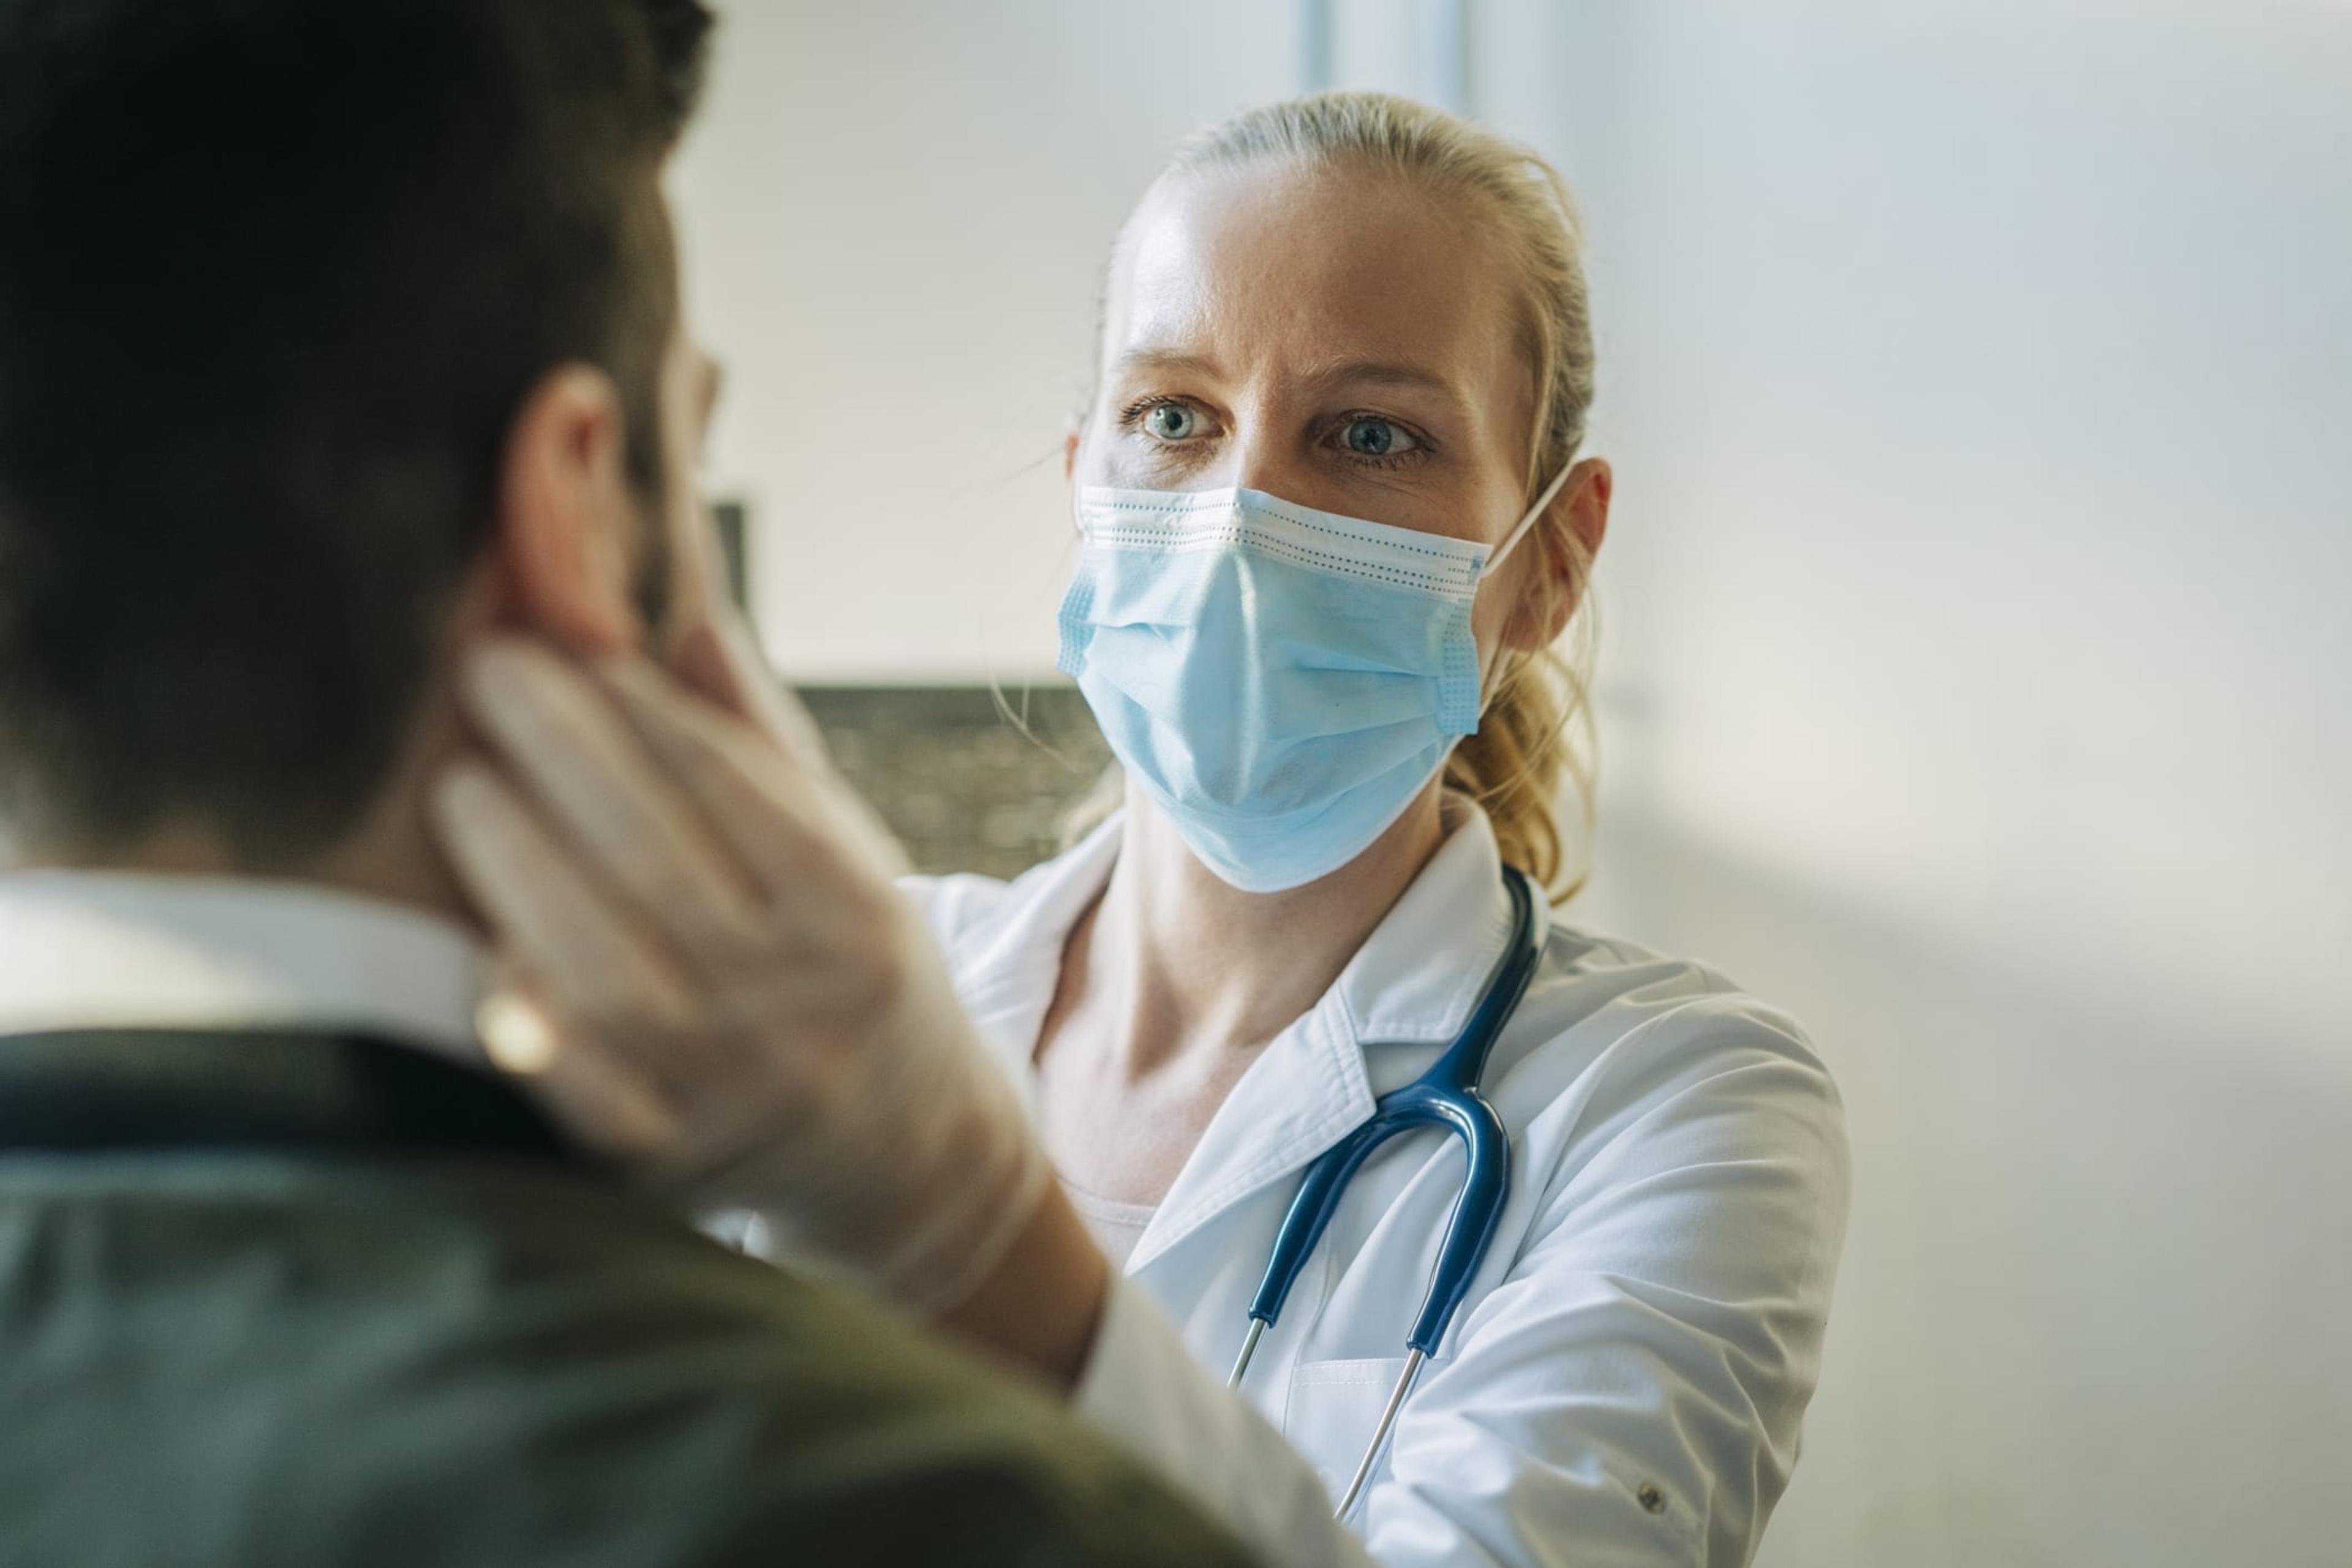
[0,0,717,869]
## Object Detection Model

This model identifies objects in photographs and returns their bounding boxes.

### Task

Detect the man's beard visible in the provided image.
[630,507,676,639]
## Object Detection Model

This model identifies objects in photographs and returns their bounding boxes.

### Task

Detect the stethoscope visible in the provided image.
[1226,865,1547,1520]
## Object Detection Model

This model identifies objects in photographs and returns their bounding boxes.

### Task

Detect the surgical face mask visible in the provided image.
[1057,469,1572,892]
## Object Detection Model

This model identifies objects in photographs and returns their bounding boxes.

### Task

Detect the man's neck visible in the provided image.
[6,696,481,935]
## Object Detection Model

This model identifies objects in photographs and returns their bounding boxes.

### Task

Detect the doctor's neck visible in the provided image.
[1082,785,1453,1073]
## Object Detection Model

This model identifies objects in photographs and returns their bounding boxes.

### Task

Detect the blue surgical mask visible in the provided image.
[1057,470,1572,892]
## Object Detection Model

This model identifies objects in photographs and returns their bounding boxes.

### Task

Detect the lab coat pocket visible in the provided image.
[1284,1355,1412,1503]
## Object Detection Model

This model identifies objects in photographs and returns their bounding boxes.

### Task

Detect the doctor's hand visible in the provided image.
[429,625,1108,1384]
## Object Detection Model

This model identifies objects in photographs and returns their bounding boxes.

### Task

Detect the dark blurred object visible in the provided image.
[799,686,1111,881]
[709,496,751,611]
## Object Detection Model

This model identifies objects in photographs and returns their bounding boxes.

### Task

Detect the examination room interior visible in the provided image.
[668,2,2348,1564]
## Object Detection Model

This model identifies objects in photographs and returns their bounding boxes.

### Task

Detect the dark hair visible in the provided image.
[0,0,714,859]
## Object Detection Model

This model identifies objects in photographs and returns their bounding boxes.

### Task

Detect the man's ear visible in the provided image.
[1507,456,1613,650]
[494,364,646,656]
[1062,417,1082,483]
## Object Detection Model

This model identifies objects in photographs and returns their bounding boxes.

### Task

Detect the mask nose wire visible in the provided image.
[1474,464,1578,714]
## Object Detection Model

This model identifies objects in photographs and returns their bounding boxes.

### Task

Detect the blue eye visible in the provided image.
[1144,402,1201,440]
[1342,416,1419,458]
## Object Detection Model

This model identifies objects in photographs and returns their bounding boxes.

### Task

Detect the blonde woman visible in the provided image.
[439,93,1850,1568]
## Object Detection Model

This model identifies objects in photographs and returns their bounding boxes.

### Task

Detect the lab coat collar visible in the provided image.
[943,813,1129,1067]
[949,800,1522,1276]
[1329,801,1521,1050]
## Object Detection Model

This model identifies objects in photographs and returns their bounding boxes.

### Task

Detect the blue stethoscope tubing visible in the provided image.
[1227,865,1547,1520]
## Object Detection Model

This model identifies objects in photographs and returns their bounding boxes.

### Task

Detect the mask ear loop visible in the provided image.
[1476,464,1578,713]
[1485,463,1577,576]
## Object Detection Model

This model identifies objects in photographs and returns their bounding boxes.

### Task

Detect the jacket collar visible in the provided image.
[946,801,1523,1273]
[0,1028,584,1166]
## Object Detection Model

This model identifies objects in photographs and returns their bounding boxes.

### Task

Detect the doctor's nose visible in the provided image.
[1226,429,1330,513]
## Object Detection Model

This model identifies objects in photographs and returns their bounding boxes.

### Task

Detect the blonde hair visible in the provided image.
[1080,91,1601,899]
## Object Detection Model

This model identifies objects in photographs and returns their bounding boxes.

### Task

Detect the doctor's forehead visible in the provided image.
[1101,161,1518,398]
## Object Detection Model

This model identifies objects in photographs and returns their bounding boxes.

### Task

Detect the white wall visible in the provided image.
[669,1,1298,682]
[1479,4,2352,1564]
[672,3,2352,1562]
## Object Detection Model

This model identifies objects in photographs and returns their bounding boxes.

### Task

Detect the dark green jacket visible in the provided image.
[0,1030,1255,1568]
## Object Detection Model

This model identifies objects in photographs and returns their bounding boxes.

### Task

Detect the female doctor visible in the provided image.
[435,93,1850,1568]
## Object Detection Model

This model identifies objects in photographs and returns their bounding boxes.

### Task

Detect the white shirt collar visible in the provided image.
[0,870,488,1063]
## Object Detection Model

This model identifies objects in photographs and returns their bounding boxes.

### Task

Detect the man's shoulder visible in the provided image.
[0,1156,1256,1567]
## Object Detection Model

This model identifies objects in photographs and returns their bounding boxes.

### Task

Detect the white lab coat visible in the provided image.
[908,807,1850,1568]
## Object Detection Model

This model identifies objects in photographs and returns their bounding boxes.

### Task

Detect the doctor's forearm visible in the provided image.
[935,1184,1110,1395]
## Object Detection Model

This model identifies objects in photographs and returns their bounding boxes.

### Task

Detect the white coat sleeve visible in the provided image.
[1362,995,1850,1566]
[1074,1275,1380,1568]
[1077,993,1847,1568]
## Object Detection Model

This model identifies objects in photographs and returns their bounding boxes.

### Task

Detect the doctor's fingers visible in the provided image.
[599,655,914,899]
[460,639,773,968]
[431,761,720,1098]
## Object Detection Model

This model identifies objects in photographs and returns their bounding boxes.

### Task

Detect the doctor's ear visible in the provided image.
[1062,416,1084,484]
[1505,457,1613,651]
[493,364,647,657]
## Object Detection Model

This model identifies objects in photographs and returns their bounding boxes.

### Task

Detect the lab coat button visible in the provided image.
[1637,1482,1667,1515]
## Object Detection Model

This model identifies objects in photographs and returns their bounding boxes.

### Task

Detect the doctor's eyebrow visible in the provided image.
[1109,348,1471,411]
[1307,357,1471,411]
[1107,345,1224,383]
